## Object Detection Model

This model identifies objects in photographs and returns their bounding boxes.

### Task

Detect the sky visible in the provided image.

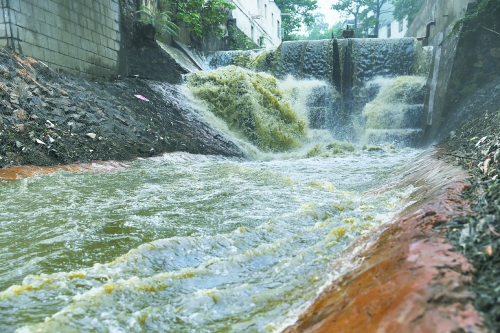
[316,0,342,27]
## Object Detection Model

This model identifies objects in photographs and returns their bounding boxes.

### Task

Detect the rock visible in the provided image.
[9,93,19,105]
[15,141,23,148]
[35,138,45,145]
[14,124,25,132]
[86,133,96,139]
[491,48,500,58]
[13,109,27,120]
[474,61,483,68]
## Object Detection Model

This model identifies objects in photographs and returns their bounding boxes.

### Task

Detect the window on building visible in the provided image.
[272,13,274,26]
[277,21,280,38]
[398,20,404,33]
[264,4,267,18]
[257,0,261,10]
[387,23,391,38]
[251,26,254,41]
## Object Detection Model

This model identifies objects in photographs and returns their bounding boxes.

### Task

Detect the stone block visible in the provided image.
[35,33,48,48]
[0,25,6,38]
[48,37,59,52]
[81,38,89,52]
[37,0,50,11]
[58,41,69,55]
[49,1,60,15]
[30,46,45,61]
[87,18,95,31]
[83,28,91,41]
[44,48,55,63]
[69,10,79,25]
[100,34,107,47]
[92,31,99,44]
[9,0,21,11]
[61,30,72,44]
[18,42,32,57]
[68,45,78,58]
[23,29,36,44]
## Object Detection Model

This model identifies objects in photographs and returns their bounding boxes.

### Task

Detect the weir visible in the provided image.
[208,38,431,145]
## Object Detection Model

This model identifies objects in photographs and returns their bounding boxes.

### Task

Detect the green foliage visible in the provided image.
[390,0,424,25]
[293,14,344,40]
[332,0,363,29]
[135,5,179,36]
[452,0,500,38]
[274,0,318,40]
[332,0,390,37]
[228,26,258,50]
[170,0,235,41]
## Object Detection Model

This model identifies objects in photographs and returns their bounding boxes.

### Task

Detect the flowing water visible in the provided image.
[0,38,431,332]
[0,148,421,333]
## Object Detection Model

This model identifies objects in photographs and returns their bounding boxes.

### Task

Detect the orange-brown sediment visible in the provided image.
[0,161,130,180]
[283,150,486,333]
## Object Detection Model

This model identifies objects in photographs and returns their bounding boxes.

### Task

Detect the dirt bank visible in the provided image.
[438,85,500,331]
[0,46,243,169]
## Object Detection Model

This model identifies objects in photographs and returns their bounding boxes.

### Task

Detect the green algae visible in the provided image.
[362,76,426,129]
[187,66,307,152]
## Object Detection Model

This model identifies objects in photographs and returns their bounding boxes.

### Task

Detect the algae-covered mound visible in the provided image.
[363,76,426,129]
[186,66,307,152]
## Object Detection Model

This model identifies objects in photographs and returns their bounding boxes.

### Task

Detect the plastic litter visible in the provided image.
[134,94,149,101]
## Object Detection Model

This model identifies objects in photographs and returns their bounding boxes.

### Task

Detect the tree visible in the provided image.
[331,0,391,37]
[135,5,179,37]
[168,0,235,41]
[331,0,363,30]
[274,0,318,40]
[390,0,424,26]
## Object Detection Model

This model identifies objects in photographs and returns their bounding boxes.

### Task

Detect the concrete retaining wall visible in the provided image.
[0,0,121,77]
[406,0,475,42]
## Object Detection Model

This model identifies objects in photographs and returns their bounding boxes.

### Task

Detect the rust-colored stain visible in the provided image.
[283,151,486,333]
[0,161,130,180]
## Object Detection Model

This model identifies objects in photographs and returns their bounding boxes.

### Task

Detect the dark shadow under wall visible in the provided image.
[421,4,500,145]
[118,0,186,83]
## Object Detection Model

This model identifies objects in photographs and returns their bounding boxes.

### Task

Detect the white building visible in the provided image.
[228,0,282,47]
[377,3,408,38]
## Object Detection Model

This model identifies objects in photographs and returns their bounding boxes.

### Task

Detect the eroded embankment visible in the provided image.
[283,150,486,333]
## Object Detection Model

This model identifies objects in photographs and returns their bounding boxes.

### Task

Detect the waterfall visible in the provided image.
[206,37,432,146]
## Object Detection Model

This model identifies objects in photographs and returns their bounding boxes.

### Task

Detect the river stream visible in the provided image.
[0,147,420,332]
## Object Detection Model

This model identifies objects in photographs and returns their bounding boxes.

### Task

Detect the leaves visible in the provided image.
[274,0,318,40]
[135,5,179,36]
[170,0,235,41]
[390,0,424,24]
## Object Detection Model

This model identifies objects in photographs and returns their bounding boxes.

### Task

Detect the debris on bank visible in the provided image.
[0,46,243,169]
[439,81,500,332]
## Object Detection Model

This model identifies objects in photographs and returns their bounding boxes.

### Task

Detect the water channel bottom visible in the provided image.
[0,149,421,332]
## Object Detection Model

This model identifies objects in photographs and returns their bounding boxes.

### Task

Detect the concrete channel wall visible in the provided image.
[0,0,121,77]
[406,0,475,41]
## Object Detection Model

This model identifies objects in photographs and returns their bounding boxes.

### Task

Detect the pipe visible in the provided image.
[416,21,436,41]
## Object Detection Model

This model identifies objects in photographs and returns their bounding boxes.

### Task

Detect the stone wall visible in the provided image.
[0,0,121,77]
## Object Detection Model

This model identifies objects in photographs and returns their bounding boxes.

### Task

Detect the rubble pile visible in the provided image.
[0,47,242,168]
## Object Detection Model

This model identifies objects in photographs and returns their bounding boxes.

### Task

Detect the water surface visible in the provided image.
[0,149,419,332]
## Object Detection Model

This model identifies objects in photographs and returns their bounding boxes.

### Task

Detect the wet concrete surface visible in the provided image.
[283,150,486,333]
